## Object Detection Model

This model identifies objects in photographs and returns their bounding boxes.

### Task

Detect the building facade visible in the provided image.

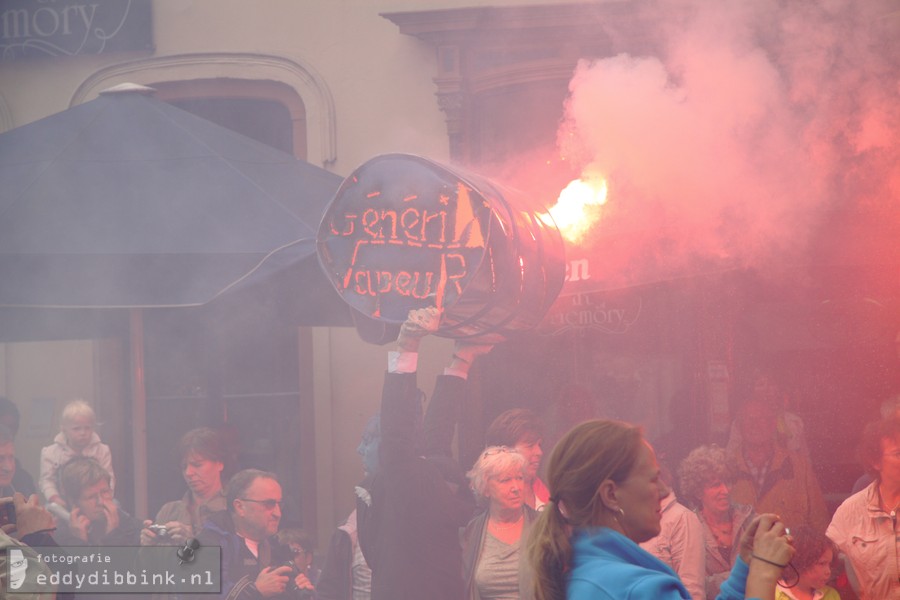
[2,0,899,546]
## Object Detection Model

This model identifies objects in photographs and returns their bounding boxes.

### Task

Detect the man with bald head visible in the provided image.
[198,469,313,599]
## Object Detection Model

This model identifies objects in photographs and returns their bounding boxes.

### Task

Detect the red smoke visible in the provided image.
[552,0,900,289]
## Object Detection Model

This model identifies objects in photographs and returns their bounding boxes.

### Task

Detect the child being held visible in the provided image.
[40,399,115,507]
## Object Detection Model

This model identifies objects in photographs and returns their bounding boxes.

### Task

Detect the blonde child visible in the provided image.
[39,399,114,507]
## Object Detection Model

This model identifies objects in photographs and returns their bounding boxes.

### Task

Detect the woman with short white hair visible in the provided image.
[462,445,538,600]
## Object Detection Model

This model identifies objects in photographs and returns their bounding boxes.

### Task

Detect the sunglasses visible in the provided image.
[239,498,282,510]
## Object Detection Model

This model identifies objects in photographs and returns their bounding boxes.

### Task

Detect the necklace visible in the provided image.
[705,515,733,547]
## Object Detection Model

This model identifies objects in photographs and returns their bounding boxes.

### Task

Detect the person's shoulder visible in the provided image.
[832,483,872,514]
[155,497,188,521]
[462,510,488,537]
[197,510,232,540]
[774,587,792,600]
[41,434,66,452]
[665,497,695,518]
[460,509,488,546]
[827,486,873,541]
[113,507,143,529]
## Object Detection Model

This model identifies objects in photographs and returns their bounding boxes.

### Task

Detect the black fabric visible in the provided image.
[360,372,476,600]
[315,527,353,600]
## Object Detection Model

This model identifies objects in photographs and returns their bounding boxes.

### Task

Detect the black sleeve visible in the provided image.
[315,528,353,600]
[423,374,475,526]
[377,371,420,468]
[19,531,56,547]
[421,374,465,458]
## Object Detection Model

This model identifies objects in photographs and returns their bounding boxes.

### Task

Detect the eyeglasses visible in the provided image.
[482,446,512,458]
[239,498,282,510]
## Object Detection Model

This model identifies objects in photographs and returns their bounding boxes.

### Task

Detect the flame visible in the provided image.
[545,177,608,244]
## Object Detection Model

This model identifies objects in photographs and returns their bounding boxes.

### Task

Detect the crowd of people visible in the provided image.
[0,307,898,600]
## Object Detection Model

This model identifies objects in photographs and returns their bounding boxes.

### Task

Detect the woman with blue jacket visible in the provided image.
[526,420,794,600]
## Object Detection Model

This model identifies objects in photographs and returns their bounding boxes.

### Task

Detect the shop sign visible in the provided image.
[542,289,642,335]
[1,0,152,60]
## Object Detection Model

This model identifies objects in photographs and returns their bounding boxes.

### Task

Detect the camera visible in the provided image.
[279,560,313,598]
[280,560,300,590]
[147,524,171,539]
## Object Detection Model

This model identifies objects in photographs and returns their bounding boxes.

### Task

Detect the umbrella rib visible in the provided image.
[206,236,315,302]
[0,236,315,310]
[147,101,310,226]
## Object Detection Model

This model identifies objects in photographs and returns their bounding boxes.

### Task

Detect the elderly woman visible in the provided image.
[141,427,230,545]
[462,446,539,600]
[828,414,900,599]
[527,420,793,600]
[679,444,755,600]
[486,409,549,510]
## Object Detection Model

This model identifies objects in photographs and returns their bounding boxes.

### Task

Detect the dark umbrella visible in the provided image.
[0,83,350,513]
[0,83,347,319]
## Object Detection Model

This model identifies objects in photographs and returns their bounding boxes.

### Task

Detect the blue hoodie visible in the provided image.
[568,527,750,600]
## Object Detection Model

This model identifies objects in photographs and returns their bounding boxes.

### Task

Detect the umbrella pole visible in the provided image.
[130,308,149,518]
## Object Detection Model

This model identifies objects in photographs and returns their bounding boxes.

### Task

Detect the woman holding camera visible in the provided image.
[526,419,794,600]
[141,427,230,546]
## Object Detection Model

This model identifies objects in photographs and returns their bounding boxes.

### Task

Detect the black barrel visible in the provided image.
[316,153,566,342]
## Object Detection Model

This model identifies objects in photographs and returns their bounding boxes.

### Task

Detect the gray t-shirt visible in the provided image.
[474,531,521,600]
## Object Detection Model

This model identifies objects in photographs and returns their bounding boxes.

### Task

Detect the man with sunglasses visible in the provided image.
[198,469,314,599]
